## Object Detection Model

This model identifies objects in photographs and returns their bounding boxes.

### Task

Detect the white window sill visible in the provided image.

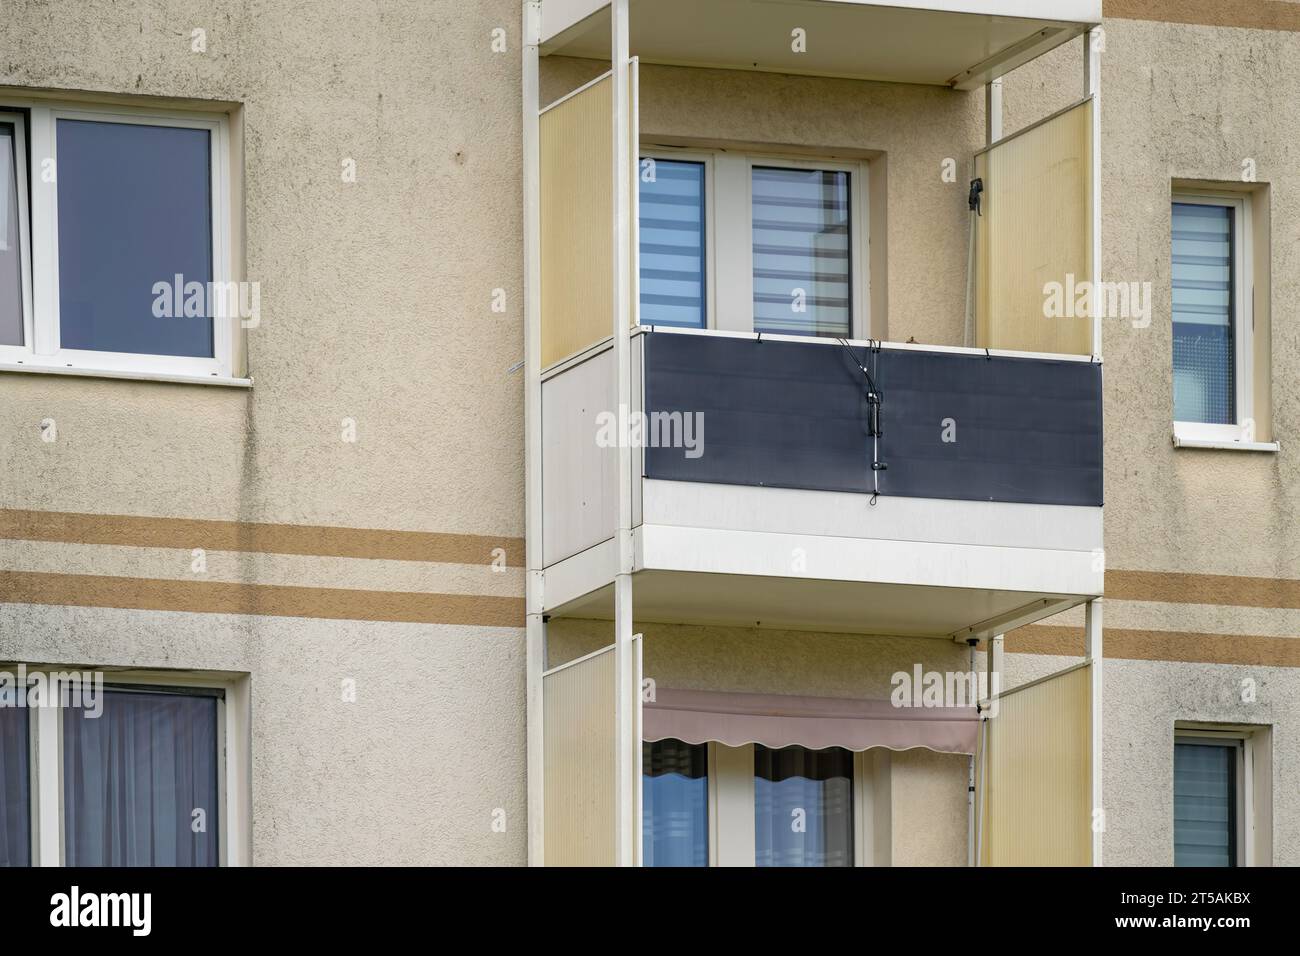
[1172,435,1278,452]
[0,361,252,388]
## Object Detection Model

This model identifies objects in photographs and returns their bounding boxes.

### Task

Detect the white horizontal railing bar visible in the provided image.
[638,324,1100,364]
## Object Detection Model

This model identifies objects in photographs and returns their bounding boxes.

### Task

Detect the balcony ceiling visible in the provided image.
[540,0,1101,89]
[552,571,1081,639]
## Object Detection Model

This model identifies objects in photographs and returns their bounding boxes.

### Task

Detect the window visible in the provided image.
[0,700,31,867]
[1174,736,1239,866]
[639,159,706,329]
[64,687,221,866]
[1173,725,1271,867]
[0,669,242,866]
[752,167,851,337]
[0,100,233,380]
[638,150,867,338]
[645,741,880,866]
[642,738,708,866]
[1171,193,1252,441]
[754,744,854,867]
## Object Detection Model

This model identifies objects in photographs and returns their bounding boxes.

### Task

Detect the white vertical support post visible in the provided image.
[521,0,545,868]
[1085,27,1103,360]
[985,77,1002,145]
[611,0,637,868]
[1085,598,1103,867]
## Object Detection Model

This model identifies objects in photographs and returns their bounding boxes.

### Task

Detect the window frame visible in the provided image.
[1171,191,1253,443]
[5,666,246,867]
[0,97,235,382]
[1174,729,1253,867]
[639,146,871,339]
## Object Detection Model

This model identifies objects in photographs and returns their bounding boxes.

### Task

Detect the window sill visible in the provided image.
[0,361,252,388]
[1172,435,1278,453]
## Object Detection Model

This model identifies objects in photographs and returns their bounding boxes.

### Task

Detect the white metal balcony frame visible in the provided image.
[523,0,1106,867]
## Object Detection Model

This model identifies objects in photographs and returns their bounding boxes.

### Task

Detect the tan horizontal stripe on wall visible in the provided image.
[1106,0,1300,31]
[1004,624,1300,668]
[1106,569,1300,610]
[0,570,524,628]
[0,508,523,566]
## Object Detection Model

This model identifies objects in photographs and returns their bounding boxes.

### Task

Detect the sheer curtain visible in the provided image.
[63,688,220,866]
[755,744,853,867]
[642,739,708,867]
[0,705,30,867]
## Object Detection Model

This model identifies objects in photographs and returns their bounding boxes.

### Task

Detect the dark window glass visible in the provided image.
[755,744,853,867]
[63,688,220,866]
[1,121,24,347]
[56,119,213,357]
[1174,740,1237,867]
[639,158,706,328]
[642,738,708,866]
[752,167,851,337]
[0,698,30,867]
[1172,202,1235,424]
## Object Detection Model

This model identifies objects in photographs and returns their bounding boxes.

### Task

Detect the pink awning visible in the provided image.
[644,688,979,755]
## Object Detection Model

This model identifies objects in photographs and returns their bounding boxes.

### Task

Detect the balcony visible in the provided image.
[522,0,1105,867]
[541,327,1102,638]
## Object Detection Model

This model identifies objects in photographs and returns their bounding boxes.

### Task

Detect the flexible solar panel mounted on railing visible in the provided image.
[642,331,1103,507]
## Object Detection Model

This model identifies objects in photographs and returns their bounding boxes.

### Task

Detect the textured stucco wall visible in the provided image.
[0,0,525,535]
[998,16,1300,866]
[549,618,972,865]
[1004,17,1300,580]
[0,601,527,865]
[0,0,529,865]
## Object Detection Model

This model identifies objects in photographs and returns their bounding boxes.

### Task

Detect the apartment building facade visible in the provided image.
[0,0,1295,867]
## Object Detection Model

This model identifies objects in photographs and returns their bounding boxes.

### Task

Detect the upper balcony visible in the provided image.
[525,0,1104,641]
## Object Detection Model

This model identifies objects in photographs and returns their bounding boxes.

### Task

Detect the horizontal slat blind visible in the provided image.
[752,166,851,337]
[1172,202,1235,424]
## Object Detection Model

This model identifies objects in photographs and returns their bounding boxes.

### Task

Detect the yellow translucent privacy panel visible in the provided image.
[981,663,1092,866]
[540,76,614,368]
[543,644,617,865]
[976,98,1094,356]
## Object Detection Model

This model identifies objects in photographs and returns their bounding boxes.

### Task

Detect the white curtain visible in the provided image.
[63,688,219,866]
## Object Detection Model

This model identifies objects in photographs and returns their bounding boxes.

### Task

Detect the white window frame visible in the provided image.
[0,98,235,383]
[6,667,248,867]
[640,146,871,339]
[1174,728,1256,867]
[1171,191,1253,444]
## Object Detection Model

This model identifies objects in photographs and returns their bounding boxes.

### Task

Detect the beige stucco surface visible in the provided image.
[0,601,527,865]
[1005,17,1300,580]
[0,0,525,536]
[2,1,1297,868]
[0,0,530,867]
[999,649,1299,866]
